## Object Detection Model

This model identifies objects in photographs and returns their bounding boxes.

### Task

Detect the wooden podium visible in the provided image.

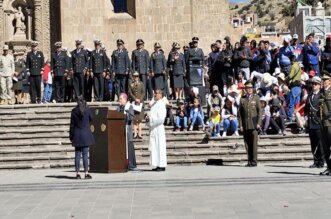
[89,107,127,173]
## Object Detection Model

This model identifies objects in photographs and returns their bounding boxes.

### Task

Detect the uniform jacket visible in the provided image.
[111,49,130,74]
[128,80,145,101]
[26,50,45,76]
[150,51,166,74]
[239,94,262,130]
[168,52,186,76]
[305,91,322,129]
[321,49,331,73]
[89,49,107,73]
[69,106,95,147]
[0,54,15,77]
[118,102,134,143]
[185,47,204,63]
[71,49,89,73]
[233,47,252,68]
[131,49,149,74]
[51,51,69,77]
[322,86,331,127]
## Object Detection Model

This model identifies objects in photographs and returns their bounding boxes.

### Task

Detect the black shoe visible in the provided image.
[152,167,160,171]
[245,163,252,167]
[85,174,92,179]
[76,174,81,179]
[157,167,166,171]
[250,163,257,167]
[309,163,318,168]
[317,163,325,168]
[320,169,330,175]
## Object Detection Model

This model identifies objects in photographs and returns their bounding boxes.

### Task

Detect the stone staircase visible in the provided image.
[0,102,312,169]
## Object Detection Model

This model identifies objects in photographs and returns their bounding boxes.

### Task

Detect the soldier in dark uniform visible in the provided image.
[26,41,45,103]
[111,39,130,98]
[51,42,69,103]
[101,45,113,101]
[13,52,26,104]
[185,37,204,65]
[150,42,167,95]
[63,47,74,102]
[71,39,89,99]
[320,71,331,175]
[305,76,324,168]
[168,42,186,100]
[131,39,151,100]
[239,81,262,167]
[89,39,107,101]
[128,71,145,139]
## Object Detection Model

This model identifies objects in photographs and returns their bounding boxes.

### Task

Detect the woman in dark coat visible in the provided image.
[69,97,95,179]
[118,93,137,170]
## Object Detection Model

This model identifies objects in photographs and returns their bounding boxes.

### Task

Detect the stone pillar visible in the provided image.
[33,0,42,43]
[0,0,4,47]
[26,8,32,40]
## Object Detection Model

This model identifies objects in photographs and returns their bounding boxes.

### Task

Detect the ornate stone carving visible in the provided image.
[13,6,26,39]
[41,0,50,57]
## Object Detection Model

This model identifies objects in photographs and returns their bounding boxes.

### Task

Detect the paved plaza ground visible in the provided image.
[0,163,330,219]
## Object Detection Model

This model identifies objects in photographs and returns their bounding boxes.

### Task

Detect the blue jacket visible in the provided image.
[69,106,95,147]
[277,46,294,67]
[303,42,320,65]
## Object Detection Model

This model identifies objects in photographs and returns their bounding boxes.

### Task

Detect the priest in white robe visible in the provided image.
[148,89,167,171]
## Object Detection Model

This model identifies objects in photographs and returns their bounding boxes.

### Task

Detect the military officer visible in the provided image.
[304,76,324,168]
[239,81,262,167]
[320,71,331,175]
[150,42,167,95]
[26,41,45,103]
[185,37,204,64]
[89,39,107,101]
[71,39,89,98]
[0,45,15,105]
[128,71,145,139]
[131,39,152,100]
[111,39,130,98]
[51,41,69,103]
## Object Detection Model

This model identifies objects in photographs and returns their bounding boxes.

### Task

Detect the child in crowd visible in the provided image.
[260,96,270,135]
[270,98,287,135]
[189,98,205,131]
[42,60,52,103]
[209,106,221,137]
[221,98,239,136]
[175,100,188,131]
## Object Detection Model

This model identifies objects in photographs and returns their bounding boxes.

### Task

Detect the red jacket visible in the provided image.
[43,64,50,82]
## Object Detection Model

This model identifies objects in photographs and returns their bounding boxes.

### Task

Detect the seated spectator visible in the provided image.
[270,98,287,135]
[209,106,221,137]
[221,98,239,136]
[189,98,205,131]
[207,85,223,120]
[175,100,188,131]
[260,96,270,135]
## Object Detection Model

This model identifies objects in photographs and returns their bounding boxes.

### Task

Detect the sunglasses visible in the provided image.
[312,83,320,86]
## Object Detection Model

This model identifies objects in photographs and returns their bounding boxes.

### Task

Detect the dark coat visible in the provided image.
[26,51,45,76]
[233,47,252,68]
[168,52,186,76]
[89,50,107,73]
[185,48,204,63]
[239,94,262,131]
[69,106,95,147]
[51,51,69,76]
[150,51,166,74]
[71,49,89,73]
[131,49,150,74]
[111,49,130,74]
[305,91,322,129]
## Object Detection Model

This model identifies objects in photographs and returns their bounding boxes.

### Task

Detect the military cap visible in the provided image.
[322,71,331,80]
[174,42,180,49]
[3,45,9,50]
[154,42,161,48]
[117,39,124,45]
[307,32,315,38]
[178,99,184,105]
[75,39,83,44]
[31,41,39,47]
[311,76,321,85]
[94,39,102,45]
[136,39,144,45]
[133,71,139,76]
[54,41,62,47]
[189,41,194,46]
[244,81,254,88]
[192,37,199,42]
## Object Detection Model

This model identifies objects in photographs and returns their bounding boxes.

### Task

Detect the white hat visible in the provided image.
[283,35,292,43]
[3,45,9,50]
[277,73,285,81]
[273,68,281,77]
[293,34,299,39]
[262,73,273,87]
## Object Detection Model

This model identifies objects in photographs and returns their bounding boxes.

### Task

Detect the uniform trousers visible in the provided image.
[308,128,324,165]
[322,126,331,170]
[93,73,104,101]
[0,76,13,100]
[54,76,65,102]
[115,74,127,97]
[243,129,258,165]
[73,72,84,98]
[140,74,153,100]
[29,75,41,103]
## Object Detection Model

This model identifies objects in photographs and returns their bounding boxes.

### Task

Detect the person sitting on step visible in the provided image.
[175,99,188,131]
[209,106,221,137]
[221,97,239,137]
[189,98,205,131]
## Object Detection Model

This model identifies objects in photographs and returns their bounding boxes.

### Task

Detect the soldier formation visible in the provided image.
[2,33,331,174]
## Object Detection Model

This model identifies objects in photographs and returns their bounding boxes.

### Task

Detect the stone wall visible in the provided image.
[60,0,236,56]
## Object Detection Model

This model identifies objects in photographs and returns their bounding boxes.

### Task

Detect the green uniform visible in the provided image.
[128,80,145,121]
[321,85,331,170]
[239,94,262,166]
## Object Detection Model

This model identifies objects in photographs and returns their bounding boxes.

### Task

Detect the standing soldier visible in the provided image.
[26,41,44,103]
[89,39,107,101]
[305,76,324,168]
[150,42,167,96]
[320,71,331,175]
[131,39,151,100]
[239,81,262,167]
[51,42,69,103]
[0,45,15,105]
[185,37,204,65]
[111,39,130,98]
[71,39,89,99]
[168,42,186,100]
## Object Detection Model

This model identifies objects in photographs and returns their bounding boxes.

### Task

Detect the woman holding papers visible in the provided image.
[128,71,145,139]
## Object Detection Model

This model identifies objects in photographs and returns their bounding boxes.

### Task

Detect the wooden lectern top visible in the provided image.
[107,110,126,120]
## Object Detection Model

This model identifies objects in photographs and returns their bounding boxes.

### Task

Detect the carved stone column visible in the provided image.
[33,0,42,43]
[26,8,32,40]
[42,0,50,58]
[0,0,4,48]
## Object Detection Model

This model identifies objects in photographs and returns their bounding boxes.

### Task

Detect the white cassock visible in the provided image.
[148,100,167,168]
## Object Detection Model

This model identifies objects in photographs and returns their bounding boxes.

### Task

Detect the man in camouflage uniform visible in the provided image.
[0,45,15,105]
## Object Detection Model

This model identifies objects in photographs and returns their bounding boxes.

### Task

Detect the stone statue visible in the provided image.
[317,2,323,8]
[13,6,26,35]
